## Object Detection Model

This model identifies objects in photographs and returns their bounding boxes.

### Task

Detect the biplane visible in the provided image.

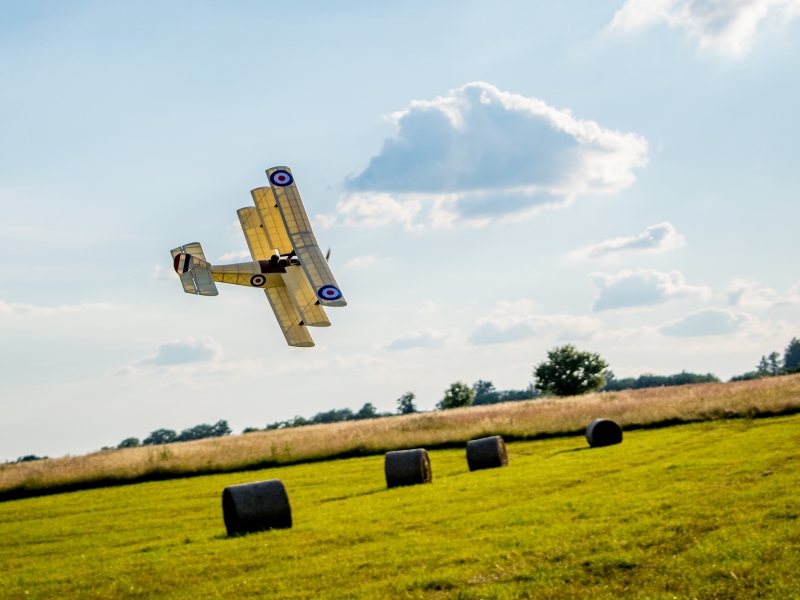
[170,167,346,347]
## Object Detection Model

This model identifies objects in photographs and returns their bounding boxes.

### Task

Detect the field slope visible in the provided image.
[2,415,800,599]
[3,374,800,501]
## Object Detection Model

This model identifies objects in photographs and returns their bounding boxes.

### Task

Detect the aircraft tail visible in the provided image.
[170,243,219,296]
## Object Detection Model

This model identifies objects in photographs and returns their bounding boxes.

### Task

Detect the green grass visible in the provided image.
[2,416,800,599]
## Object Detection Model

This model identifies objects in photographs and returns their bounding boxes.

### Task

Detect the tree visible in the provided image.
[397,392,418,414]
[143,429,177,445]
[472,380,498,405]
[437,381,475,410]
[117,437,140,449]
[757,352,782,376]
[784,337,800,372]
[355,403,378,420]
[534,344,608,397]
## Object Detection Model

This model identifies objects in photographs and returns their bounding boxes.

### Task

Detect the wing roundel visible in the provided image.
[266,166,347,308]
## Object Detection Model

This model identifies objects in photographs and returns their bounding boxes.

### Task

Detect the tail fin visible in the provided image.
[170,243,219,296]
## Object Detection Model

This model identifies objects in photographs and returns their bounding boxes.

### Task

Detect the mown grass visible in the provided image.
[3,374,800,501]
[2,415,800,599]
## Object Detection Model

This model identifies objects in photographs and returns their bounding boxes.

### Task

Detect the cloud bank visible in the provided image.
[591,268,711,311]
[660,307,754,336]
[610,0,800,56]
[568,222,686,261]
[469,300,601,345]
[338,82,648,229]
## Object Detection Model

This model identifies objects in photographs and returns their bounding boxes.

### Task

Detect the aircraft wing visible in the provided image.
[250,187,292,255]
[264,282,315,347]
[237,207,321,345]
[266,167,347,308]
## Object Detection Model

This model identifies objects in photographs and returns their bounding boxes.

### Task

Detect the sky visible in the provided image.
[1,0,799,461]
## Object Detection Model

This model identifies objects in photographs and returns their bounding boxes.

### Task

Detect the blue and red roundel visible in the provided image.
[250,275,267,287]
[317,285,342,301]
[270,170,294,187]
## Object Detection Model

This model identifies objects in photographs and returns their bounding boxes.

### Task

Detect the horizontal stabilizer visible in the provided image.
[170,244,219,297]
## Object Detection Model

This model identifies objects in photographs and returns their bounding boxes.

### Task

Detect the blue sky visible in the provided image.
[2,0,799,460]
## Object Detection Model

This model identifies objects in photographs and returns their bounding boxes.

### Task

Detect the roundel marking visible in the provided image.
[250,275,267,287]
[270,170,294,187]
[317,285,342,301]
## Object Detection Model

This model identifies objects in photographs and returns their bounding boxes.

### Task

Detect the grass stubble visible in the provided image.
[3,375,800,500]
[1,415,800,598]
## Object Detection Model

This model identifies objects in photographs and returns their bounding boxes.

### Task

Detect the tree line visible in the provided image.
[103,335,799,450]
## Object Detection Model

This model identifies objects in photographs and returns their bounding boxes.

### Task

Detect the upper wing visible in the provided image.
[237,206,273,261]
[250,187,292,255]
[266,167,347,307]
[237,206,330,328]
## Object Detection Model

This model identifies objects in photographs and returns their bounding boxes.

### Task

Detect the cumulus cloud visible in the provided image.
[338,82,648,229]
[610,0,800,56]
[345,255,377,269]
[133,337,222,368]
[660,307,755,336]
[567,222,686,261]
[591,268,711,311]
[469,300,601,344]
[722,278,777,308]
[337,192,422,231]
[314,214,337,229]
[386,328,453,350]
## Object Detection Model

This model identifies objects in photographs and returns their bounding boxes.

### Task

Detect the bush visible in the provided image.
[14,455,47,463]
[117,438,140,449]
[472,381,540,405]
[534,345,608,397]
[603,371,720,391]
[437,381,475,410]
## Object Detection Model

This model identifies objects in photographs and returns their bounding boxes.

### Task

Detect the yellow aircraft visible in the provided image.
[170,167,346,347]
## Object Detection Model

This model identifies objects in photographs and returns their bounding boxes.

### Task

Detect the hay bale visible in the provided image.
[466,435,508,471]
[222,479,292,535]
[586,419,623,448]
[384,448,432,488]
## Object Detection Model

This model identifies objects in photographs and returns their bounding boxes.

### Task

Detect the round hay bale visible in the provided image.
[222,479,292,535]
[466,435,508,471]
[384,448,432,488]
[586,419,623,448]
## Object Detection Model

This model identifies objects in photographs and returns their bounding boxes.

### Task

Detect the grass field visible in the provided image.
[4,374,800,501]
[2,414,800,599]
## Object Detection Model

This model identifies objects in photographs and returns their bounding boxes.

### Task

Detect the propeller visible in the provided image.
[325,248,331,263]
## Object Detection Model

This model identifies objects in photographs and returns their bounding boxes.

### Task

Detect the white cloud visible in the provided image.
[610,0,800,56]
[469,300,601,344]
[339,82,648,229]
[591,268,711,311]
[0,300,118,316]
[722,278,800,308]
[217,250,251,263]
[140,337,221,366]
[722,278,777,308]
[660,307,755,336]
[337,192,423,231]
[345,255,377,269]
[386,328,454,350]
[567,222,686,261]
[314,214,337,229]
[417,301,437,314]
